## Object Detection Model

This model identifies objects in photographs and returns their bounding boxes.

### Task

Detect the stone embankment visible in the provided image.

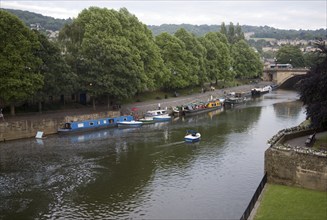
[0,111,119,142]
[0,82,270,142]
[265,125,327,191]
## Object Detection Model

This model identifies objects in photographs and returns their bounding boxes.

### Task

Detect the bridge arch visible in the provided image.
[263,68,309,87]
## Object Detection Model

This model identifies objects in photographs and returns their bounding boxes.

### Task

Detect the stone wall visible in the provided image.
[0,111,120,142]
[265,148,327,191]
[265,126,327,191]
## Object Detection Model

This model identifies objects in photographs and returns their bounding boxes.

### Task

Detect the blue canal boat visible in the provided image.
[58,115,134,134]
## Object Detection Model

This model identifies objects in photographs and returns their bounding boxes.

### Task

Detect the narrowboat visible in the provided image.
[183,99,222,116]
[224,97,245,107]
[58,115,134,134]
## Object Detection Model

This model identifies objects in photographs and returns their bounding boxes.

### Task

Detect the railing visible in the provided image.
[240,172,267,220]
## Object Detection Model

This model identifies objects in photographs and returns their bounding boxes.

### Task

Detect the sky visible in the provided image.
[1,0,326,30]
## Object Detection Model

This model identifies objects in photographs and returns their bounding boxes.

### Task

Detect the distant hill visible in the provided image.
[2,8,326,40]
[2,8,72,31]
[148,24,326,40]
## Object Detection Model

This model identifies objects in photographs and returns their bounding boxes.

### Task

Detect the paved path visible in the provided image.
[121,81,272,116]
[1,81,271,122]
[284,131,327,147]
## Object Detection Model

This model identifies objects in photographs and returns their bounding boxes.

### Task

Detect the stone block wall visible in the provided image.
[265,125,327,192]
[265,148,327,191]
[0,111,120,142]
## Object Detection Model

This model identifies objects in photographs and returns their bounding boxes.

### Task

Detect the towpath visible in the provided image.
[1,81,271,122]
[121,81,271,115]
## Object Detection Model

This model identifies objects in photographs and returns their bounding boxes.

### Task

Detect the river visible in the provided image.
[0,90,306,219]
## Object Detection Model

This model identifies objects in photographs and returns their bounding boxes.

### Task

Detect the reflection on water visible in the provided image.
[0,90,305,219]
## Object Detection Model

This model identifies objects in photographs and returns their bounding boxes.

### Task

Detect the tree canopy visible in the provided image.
[276,45,305,67]
[297,40,327,129]
[59,7,167,108]
[0,10,44,115]
[1,8,268,112]
[231,40,263,79]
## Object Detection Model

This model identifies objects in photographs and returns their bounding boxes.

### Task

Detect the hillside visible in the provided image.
[2,8,72,31]
[149,24,326,40]
[2,8,326,40]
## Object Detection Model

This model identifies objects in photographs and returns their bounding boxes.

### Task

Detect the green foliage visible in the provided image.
[231,40,263,78]
[155,32,197,89]
[251,26,326,40]
[276,45,305,67]
[174,28,208,86]
[0,11,44,110]
[220,22,227,36]
[297,39,327,129]
[59,7,167,106]
[201,32,232,83]
[34,31,77,101]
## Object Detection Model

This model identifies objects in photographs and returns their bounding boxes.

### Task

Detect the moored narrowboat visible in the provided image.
[183,99,222,116]
[58,115,134,134]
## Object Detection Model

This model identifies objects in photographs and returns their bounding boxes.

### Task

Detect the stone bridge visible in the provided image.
[263,68,309,87]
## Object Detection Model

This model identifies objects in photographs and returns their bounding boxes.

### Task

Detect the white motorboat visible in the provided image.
[184,130,201,143]
[117,120,143,127]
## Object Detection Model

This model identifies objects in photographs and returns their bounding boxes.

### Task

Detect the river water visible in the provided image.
[0,90,306,219]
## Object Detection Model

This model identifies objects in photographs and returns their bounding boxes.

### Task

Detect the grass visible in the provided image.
[254,184,327,220]
[313,133,327,150]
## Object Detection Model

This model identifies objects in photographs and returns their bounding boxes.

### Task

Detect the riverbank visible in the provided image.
[120,81,272,116]
[2,81,271,122]
[0,81,271,141]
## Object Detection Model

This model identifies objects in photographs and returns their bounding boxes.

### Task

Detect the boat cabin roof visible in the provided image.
[146,110,167,115]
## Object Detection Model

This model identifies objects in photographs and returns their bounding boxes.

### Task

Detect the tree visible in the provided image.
[231,40,263,79]
[276,45,305,67]
[227,22,235,44]
[297,39,327,129]
[155,32,197,89]
[34,31,77,112]
[0,11,43,115]
[235,23,245,42]
[220,22,227,37]
[200,32,232,84]
[59,7,166,109]
[175,28,207,86]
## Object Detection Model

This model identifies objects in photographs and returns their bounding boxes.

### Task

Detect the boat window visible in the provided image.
[103,120,107,124]
[77,123,84,128]
[97,121,101,125]
[90,122,94,126]
[109,119,114,124]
